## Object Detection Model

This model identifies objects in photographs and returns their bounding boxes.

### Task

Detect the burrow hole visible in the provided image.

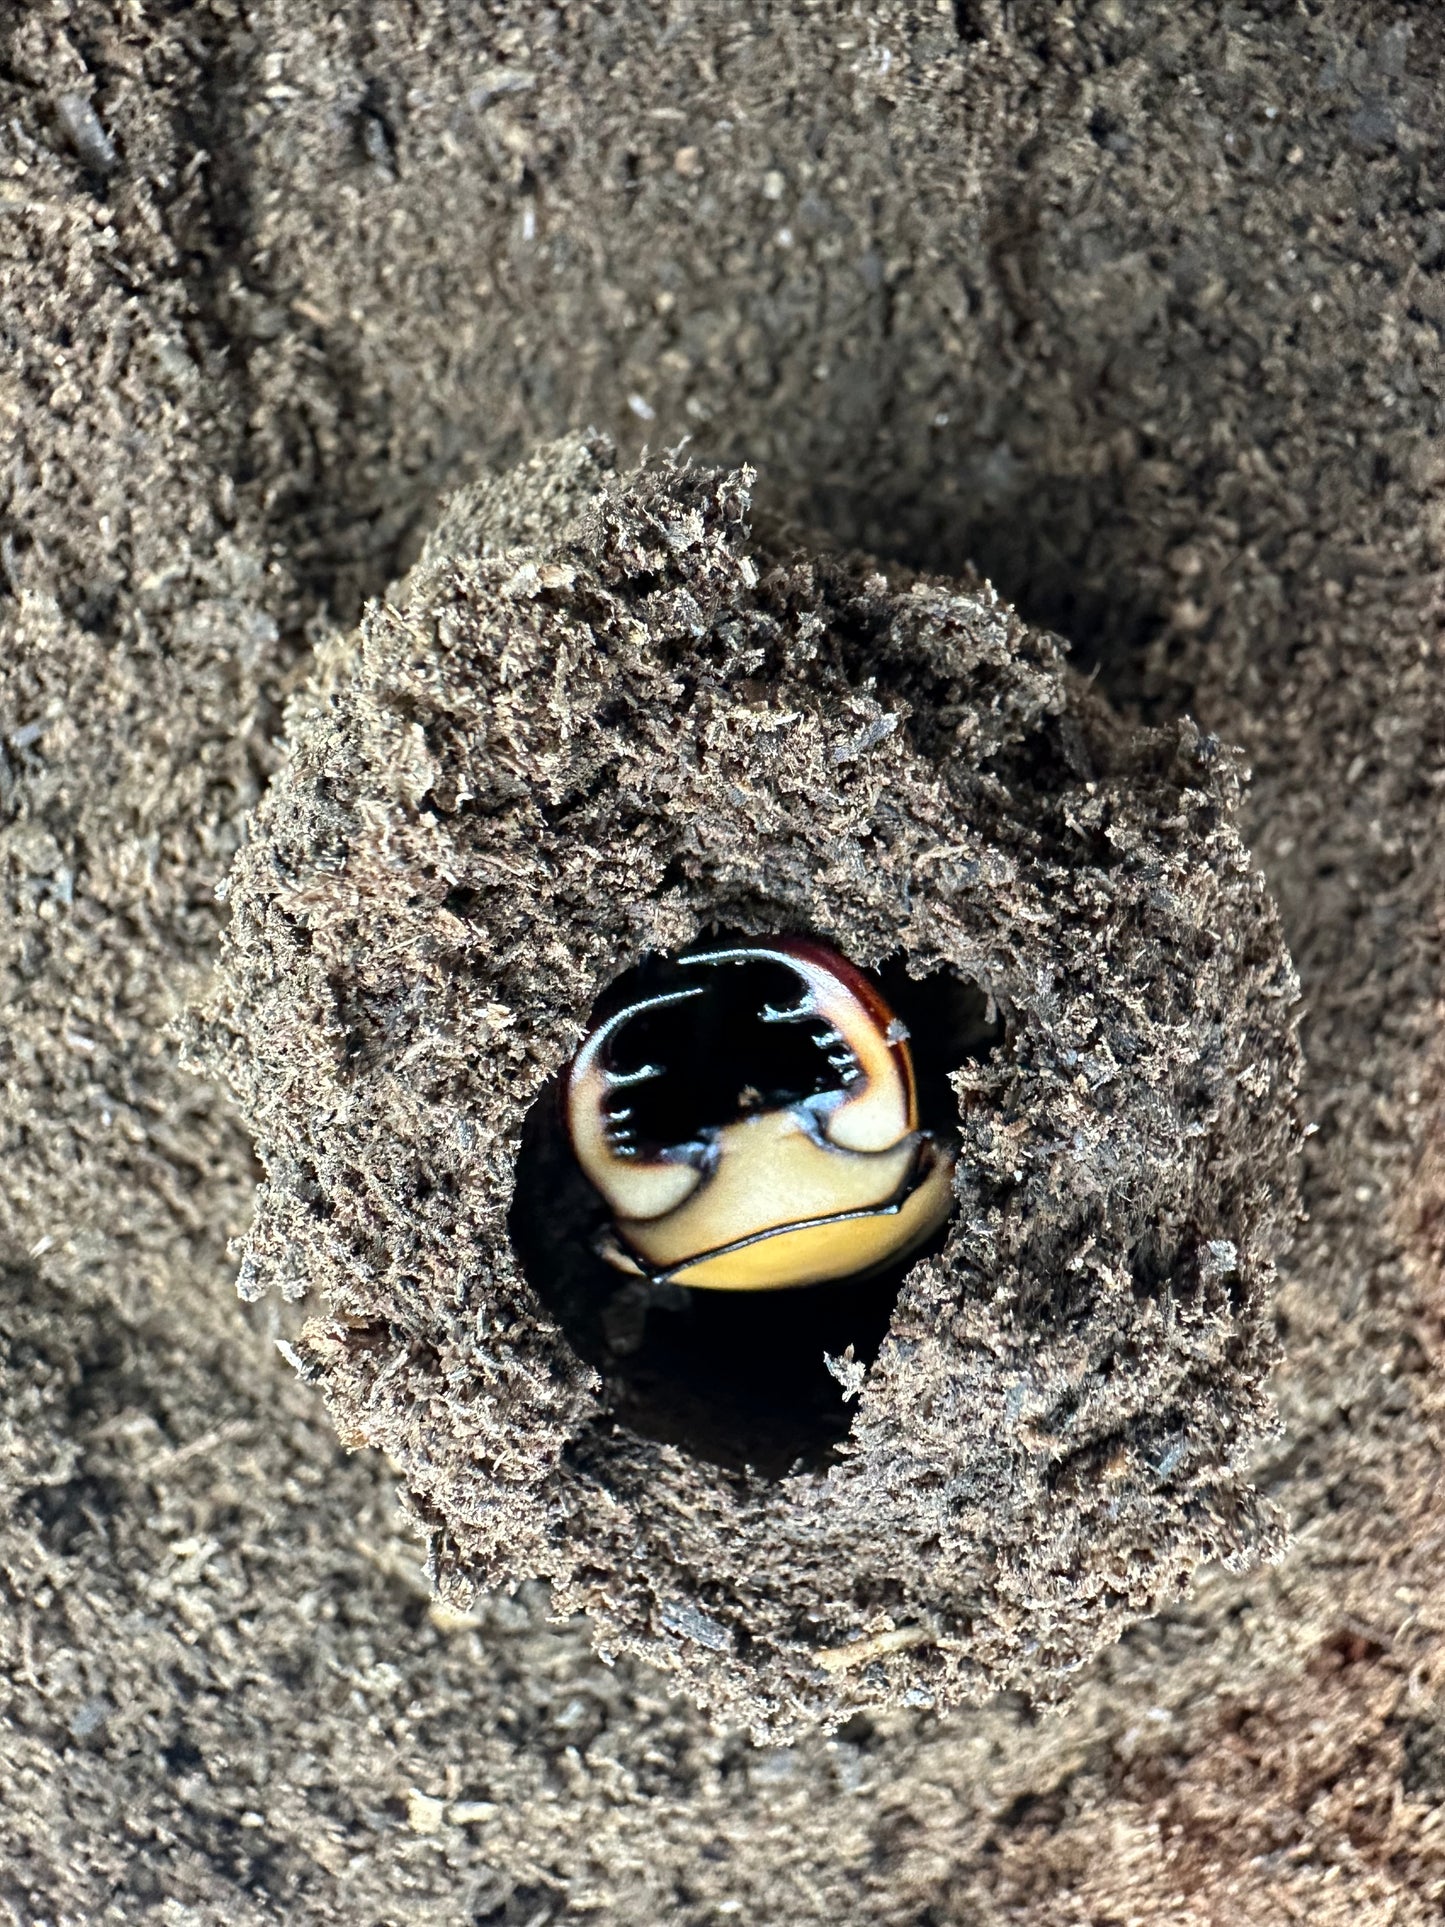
[509,938,1003,1478]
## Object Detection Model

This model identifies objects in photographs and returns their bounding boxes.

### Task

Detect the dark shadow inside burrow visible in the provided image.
[509,938,1004,1479]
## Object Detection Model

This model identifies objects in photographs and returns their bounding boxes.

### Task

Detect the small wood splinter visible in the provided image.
[565,936,957,1291]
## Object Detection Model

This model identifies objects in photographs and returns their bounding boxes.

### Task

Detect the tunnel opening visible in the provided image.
[509,934,1004,1478]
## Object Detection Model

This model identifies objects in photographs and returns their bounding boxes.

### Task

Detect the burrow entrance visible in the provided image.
[510,939,1004,1478]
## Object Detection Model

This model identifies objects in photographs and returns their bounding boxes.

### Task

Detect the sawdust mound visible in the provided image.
[197,436,1302,1736]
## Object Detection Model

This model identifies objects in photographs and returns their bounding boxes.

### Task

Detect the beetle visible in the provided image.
[565,936,956,1291]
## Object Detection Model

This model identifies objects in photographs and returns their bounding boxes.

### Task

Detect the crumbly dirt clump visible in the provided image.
[199,439,1302,1735]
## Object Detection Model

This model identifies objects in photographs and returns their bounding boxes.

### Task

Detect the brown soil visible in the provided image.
[197,438,1302,1735]
[2,0,1443,1921]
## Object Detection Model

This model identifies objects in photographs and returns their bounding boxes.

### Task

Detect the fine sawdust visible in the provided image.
[2,0,1444,1920]
[198,438,1301,1735]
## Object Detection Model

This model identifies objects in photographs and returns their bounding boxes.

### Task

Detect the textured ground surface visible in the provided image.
[198,440,1301,1736]
[2,0,1443,1920]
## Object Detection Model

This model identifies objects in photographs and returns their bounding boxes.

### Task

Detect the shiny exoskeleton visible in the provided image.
[565,937,956,1291]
